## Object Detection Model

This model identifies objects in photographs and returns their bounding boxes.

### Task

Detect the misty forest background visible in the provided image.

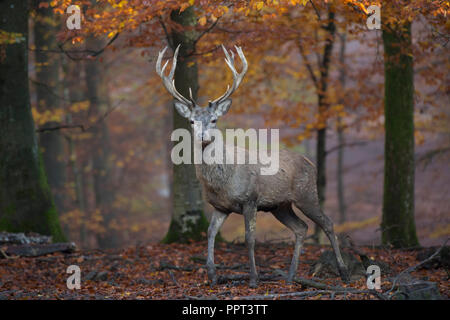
[0,0,449,252]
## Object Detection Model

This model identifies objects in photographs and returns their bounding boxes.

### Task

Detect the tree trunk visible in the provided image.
[381,18,419,247]
[33,0,67,214]
[84,37,117,248]
[337,32,347,224]
[313,5,336,242]
[336,117,346,224]
[62,55,89,244]
[162,7,209,243]
[60,58,84,243]
[66,116,87,244]
[0,0,65,242]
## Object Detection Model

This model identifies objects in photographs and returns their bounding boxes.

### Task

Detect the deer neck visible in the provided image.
[195,139,234,190]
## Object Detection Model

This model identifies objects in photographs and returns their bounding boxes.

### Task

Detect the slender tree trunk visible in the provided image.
[84,36,117,248]
[381,15,419,247]
[336,118,346,224]
[0,0,65,241]
[63,56,89,245]
[67,131,87,242]
[314,5,336,242]
[337,32,347,224]
[33,0,67,214]
[162,7,209,243]
[63,58,82,241]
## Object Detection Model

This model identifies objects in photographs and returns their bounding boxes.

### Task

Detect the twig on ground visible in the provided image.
[158,262,194,272]
[168,270,180,287]
[184,295,204,300]
[217,273,282,284]
[294,276,385,299]
[292,274,387,300]
[218,263,248,270]
[237,288,378,300]
[0,249,18,260]
[386,238,449,296]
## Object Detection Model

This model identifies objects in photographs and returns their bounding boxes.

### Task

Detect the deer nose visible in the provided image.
[194,130,208,142]
[202,131,211,142]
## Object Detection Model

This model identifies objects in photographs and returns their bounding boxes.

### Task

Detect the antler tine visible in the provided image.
[155,45,193,107]
[168,44,179,80]
[222,44,233,65]
[156,46,168,75]
[210,45,248,105]
[234,45,248,88]
[188,87,197,105]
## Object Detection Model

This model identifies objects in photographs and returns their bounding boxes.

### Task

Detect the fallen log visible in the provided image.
[2,242,76,257]
[0,232,52,245]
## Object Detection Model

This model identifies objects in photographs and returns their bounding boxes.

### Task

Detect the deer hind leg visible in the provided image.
[294,197,350,282]
[272,204,308,283]
[207,210,227,286]
[243,204,258,288]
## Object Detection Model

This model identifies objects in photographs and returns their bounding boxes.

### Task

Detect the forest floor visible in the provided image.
[0,241,448,300]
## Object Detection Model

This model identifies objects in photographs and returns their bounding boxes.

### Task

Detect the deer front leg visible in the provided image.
[207,210,227,286]
[244,204,258,288]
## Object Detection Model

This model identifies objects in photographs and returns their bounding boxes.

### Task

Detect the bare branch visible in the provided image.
[158,16,174,50]
[326,141,369,155]
[416,146,450,168]
[309,0,322,21]
[192,16,221,50]
[42,33,121,61]
[297,40,319,89]
[36,99,123,133]
[186,45,222,57]
[29,78,84,103]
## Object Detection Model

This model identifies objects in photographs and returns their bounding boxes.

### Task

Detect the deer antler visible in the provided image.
[210,45,248,105]
[156,45,196,107]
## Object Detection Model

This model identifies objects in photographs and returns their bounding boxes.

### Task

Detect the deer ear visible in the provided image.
[174,101,191,119]
[214,99,232,117]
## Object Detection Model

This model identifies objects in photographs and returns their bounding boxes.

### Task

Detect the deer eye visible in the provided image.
[211,119,216,123]
[190,120,194,124]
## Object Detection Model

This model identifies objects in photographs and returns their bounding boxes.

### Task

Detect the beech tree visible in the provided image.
[0,0,65,241]
[33,0,67,214]
[381,2,419,247]
[162,7,209,243]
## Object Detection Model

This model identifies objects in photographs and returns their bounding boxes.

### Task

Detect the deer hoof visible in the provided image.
[209,278,217,287]
[207,268,217,286]
[339,268,350,283]
[249,278,258,288]
[286,270,296,284]
[208,275,218,287]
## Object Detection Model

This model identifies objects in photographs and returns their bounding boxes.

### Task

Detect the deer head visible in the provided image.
[156,44,248,146]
